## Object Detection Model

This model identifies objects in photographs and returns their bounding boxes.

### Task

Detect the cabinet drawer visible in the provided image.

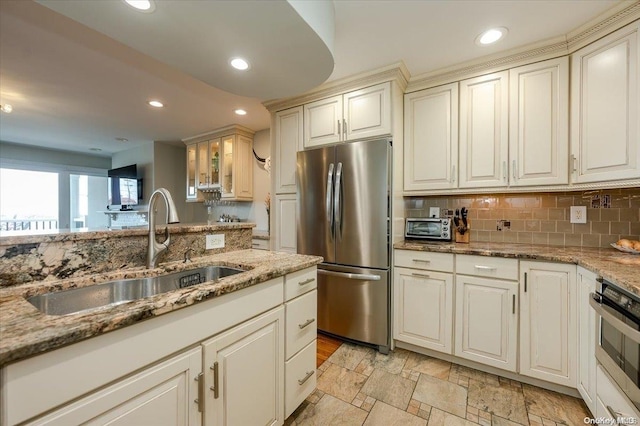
[251,238,269,250]
[456,255,518,281]
[394,250,454,272]
[284,267,317,302]
[285,339,316,419]
[285,290,317,359]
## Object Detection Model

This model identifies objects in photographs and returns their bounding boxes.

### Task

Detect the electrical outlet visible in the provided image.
[429,207,440,218]
[206,234,225,249]
[570,206,587,224]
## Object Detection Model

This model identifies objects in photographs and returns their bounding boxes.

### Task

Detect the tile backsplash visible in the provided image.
[405,188,640,248]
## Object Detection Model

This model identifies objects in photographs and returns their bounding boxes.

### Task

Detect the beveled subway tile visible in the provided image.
[540,195,557,208]
[490,209,507,220]
[557,196,574,207]
[591,222,609,234]
[620,208,640,222]
[532,233,549,245]
[477,209,492,220]
[582,234,600,248]
[565,233,581,247]
[556,221,573,233]
[611,222,630,235]
[600,208,620,221]
[474,230,491,242]
[601,234,620,246]
[540,221,556,232]
[532,209,549,220]
[611,194,630,208]
[573,223,590,234]
[587,209,601,221]
[517,232,533,244]
[509,220,525,232]
[548,233,565,246]
[631,221,640,235]
[503,231,518,243]
[514,209,533,220]
[524,220,540,232]
[548,208,565,220]
[490,231,505,242]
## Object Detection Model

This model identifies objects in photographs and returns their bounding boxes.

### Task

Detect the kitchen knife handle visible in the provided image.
[326,163,335,237]
[334,162,343,237]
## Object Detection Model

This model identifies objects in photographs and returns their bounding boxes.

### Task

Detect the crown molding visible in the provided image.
[263,61,410,112]
[407,1,640,93]
[182,124,255,145]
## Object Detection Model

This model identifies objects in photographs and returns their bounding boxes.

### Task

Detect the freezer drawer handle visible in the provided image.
[298,318,316,329]
[299,278,316,286]
[298,370,314,385]
[318,269,381,281]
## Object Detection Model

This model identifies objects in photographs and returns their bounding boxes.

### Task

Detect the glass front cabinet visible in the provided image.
[183,125,254,202]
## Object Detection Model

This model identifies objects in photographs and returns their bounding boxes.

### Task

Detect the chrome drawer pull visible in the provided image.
[298,318,316,329]
[298,370,314,385]
[474,265,497,270]
[210,362,219,399]
[412,258,431,263]
[194,372,204,412]
[411,273,430,278]
[299,278,316,286]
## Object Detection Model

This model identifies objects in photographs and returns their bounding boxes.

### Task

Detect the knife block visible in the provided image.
[455,220,470,243]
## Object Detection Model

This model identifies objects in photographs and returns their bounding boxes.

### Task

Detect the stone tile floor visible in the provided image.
[285,342,590,426]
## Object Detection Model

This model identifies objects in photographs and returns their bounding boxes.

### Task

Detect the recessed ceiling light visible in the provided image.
[123,0,155,12]
[234,109,247,116]
[476,27,508,45]
[0,104,13,113]
[148,100,164,108]
[115,137,129,142]
[230,58,250,71]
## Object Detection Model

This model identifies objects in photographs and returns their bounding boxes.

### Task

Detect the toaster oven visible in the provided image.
[405,218,452,241]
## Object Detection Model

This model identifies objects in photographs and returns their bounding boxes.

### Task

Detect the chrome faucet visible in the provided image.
[147,188,180,268]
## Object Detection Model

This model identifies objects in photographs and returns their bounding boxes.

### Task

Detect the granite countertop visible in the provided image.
[0,222,255,245]
[0,249,322,367]
[395,241,640,296]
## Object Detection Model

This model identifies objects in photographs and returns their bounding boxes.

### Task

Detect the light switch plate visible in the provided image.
[429,207,440,218]
[206,234,225,249]
[570,206,587,224]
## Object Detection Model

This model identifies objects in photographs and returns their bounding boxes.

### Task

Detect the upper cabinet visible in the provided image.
[404,83,459,191]
[274,106,304,194]
[303,82,391,148]
[570,21,639,184]
[183,125,254,202]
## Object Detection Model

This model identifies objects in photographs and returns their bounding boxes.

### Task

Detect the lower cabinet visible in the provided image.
[596,365,638,421]
[274,194,297,253]
[394,267,453,353]
[577,266,598,414]
[202,308,284,426]
[519,261,576,387]
[454,274,518,372]
[28,348,202,426]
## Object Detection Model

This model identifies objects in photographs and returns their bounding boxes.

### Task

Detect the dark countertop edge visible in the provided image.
[0,250,322,367]
[0,223,256,246]
[393,241,639,296]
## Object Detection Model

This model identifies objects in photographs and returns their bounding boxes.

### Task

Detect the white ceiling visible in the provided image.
[0,0,620,157]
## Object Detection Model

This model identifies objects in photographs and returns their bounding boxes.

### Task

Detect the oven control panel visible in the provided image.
[602,285,640,319]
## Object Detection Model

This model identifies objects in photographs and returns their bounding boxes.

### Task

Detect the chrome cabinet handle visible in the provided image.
[571,154,577,173]
[343,119,347,137]
[333,162,343,237]
[326,163,335,237]
[210,361,219,399]
[512,160,517,181]
[298,318,316,329]
[337,120,341,136]
[194,372,204,412]
[474,265,497,270]
[512,294,516,314]
[411,273,430,278]
[298,370,314,385]
[502,161,507,182]
[451,164,456,183]
[524,272,528,292]
[412,258,431,263]
[299,278,316,286]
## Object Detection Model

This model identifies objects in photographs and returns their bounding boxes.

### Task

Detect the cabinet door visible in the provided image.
[202,307,284,426]
[509,57,569,186]
[274,194,297,253]
[31,348,202,426]
[394,267,453,354]
[232,134,253,200]
[459,71,509,188]
[209,139,221,188]
[186,144,197,200]
[571,21,639,183]
[343,82,391,141]
[577,266,598,415]
[404,83,459,191]
[454,274,518,372]
[303,95,342,148]
[275,106,303,194]
[197,141,211,188]
[595,365,638,421]
[520,261,576,387]
[220,136,234,197]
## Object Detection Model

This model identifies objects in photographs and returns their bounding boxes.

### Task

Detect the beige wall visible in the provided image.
[405,188,640,248]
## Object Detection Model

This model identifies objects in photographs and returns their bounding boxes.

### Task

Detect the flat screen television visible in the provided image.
[107,164,141,210]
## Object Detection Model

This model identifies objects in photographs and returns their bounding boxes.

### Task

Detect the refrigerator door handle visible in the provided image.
[333,162,343,237]
[318,269,381,281]
[326,163,335,236]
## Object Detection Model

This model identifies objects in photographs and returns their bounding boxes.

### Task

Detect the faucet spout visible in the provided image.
[147,188,180,269]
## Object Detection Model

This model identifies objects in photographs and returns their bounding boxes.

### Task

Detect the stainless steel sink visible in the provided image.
[27,266,245,316]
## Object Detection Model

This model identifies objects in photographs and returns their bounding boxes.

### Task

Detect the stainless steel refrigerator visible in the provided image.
[296,138,391,353]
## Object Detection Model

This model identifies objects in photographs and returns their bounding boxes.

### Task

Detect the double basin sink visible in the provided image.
[27,265,245,316]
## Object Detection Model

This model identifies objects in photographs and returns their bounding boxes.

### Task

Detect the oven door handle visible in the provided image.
[590,294,640,344]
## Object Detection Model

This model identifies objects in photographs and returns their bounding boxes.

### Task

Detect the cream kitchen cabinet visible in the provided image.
[519,261,577,388]
[274,194,297,253]
[393,250,454,353]
[571,21,639,184]
[454,255,519,372]
[202,307,284,426]
[274,106,304,194]
[28,347,202,426]
[509,57,569,187]
[404,83,459,191]
[183,125,254,202]
[303,82,391,148]
[459,71,509,189]
[577,266,598,415]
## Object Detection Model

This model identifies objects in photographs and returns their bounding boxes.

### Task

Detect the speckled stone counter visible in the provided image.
[0,223,254,287]
[394,241,640,296]
[0,249,322,367]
